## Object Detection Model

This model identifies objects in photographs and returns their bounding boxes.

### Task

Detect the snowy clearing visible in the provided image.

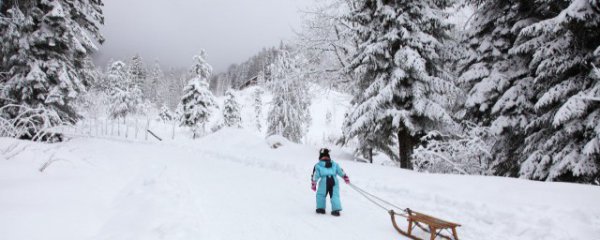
[1,129,599,240]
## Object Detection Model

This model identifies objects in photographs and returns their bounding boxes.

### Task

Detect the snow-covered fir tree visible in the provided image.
[588,63,600,102]
[163,68,188,109]
[109,87,143,119]
[253,87,264,132]
[297,0,359,91]
[341,0,458,167]
[266,50,312,143]
[147,60,164,104]
[458,1,526,123]
[510,0,600,183]
[457,0,547,175]
[459,0,600,183]
[174,102,183,122]
[0,0,104,126]
[128,54,147,88]
[179,50,217,138]
[106,61,142,119]
[80,57,102,92]
[158,103,173,122]
[223,89,242,128]
[105,61,128,89]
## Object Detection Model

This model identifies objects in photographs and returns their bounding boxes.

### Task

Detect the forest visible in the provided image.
[1,0,599,185]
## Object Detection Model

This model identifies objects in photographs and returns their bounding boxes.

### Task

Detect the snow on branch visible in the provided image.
[0,104,66,141]
[575,64,600,102]
[412,122,494,175]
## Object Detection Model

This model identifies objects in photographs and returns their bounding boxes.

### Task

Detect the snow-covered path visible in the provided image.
[87,134,395,239]
[1,129,600,240]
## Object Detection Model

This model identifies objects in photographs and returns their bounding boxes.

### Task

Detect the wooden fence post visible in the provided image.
[135,118,139,139]
[145,118,150,141]
[172,120,176,140]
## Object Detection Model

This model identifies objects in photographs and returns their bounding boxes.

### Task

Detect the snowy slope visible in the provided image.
[226,85,381,164]
[224,84,352,146]
[1,129,599,240]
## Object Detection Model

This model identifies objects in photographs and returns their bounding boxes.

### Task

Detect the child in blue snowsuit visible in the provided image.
[311,148,350,216]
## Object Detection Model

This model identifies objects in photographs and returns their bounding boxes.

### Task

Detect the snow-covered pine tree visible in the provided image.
[128,54,147,88]
[297,0,359,91]
[174,102,183,122]
[106,61,142,119]
[266,49,312,143]
[588,63,600,102]
[179,50,217,138]
[147,60,164,104]
[158,103,173,122]
[105,61,128,89]
[510,0,600,183]
[164,68,184,109]
[0,0,104,126]
[137,99,152,116]
[253,87,264,132]
[457,0,546,175]
[73,57,106,119]
[80,57,102,92]
[223,89,242,128]
[179,80,215,138]
[342,0,458,168]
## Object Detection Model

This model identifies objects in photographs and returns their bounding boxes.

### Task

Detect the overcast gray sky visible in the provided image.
[94,0,311,72]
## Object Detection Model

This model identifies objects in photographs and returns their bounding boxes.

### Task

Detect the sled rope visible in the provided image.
[348,183,455,240]
[348,183,407,215]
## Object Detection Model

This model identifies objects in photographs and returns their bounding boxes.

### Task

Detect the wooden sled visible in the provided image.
[389,209,461,240]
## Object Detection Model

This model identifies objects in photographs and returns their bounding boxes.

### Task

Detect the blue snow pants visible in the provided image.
[312,160,346,211]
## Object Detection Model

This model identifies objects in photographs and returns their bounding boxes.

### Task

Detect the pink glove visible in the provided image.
[311,181,317,191]
[343,175,350,184]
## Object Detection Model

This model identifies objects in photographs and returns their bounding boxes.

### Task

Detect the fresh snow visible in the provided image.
[1,128,599,240]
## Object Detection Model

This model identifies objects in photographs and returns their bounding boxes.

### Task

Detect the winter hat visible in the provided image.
[319,148,330,159]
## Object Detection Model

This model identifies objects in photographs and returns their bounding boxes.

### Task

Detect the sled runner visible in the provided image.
[389,209,460,240]
[349,183,461,240]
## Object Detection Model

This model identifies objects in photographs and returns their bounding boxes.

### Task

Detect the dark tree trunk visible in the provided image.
[398,129,415,169]
[368,148,373,164]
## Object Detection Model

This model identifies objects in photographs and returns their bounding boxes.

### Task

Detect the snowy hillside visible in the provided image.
[1,128,599,240]
[232,85,352,146]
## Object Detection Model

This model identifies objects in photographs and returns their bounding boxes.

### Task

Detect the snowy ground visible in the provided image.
[1,128,599,240]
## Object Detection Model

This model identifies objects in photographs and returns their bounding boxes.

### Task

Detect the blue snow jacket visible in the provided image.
[311,159,347,211]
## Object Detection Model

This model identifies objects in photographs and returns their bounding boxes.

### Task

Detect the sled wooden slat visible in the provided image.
[409,210,460,229]
[389,209,461,240]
